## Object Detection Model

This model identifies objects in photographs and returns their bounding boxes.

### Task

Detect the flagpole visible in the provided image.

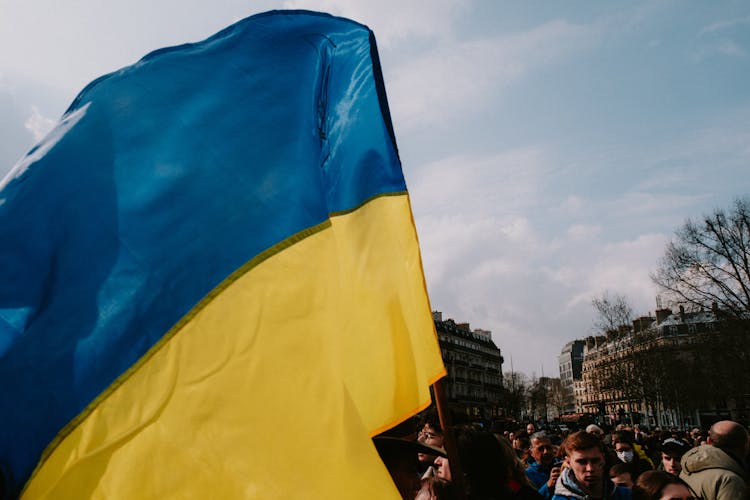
[432,377,467,500]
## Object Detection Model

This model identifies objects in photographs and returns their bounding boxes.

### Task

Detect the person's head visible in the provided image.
[512,435,530,453]
[586,424,604,438]
[417,409,445,465]
[632,470,695,500]
[497,434,532,485]
[612,430,636,463]
[660,438,690,475]
[708,420,749,458]
[527,423,536,435]
[563,431,606,495]
[452,425,514,497]
[529,431,556,467]
[374,437,445,499]
[609,462,635,489]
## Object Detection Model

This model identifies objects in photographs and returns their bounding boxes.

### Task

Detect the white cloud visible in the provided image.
[700,15,750,35]
[24,105,56,142]
[282,0,465,46]
[573,233,667,313]
[387,19,601,130]
[716,39,746,57]
[409,147,551,217]
[566,224,601,240]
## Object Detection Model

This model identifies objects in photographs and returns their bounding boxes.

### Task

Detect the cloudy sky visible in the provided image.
[2,1,749,376]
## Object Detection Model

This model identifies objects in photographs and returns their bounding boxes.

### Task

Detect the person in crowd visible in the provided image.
[633,425,647,445]
[680,420,749,500]
[373,436,446,500]
[514,435,532,463]
[690,427,707,447]
[414,476,459,500]
[586,424,605,439]
[417,409,446,478]
[499,432,549,497]
[609,462,636,489]
[527,423,537,437]
[612,430,653,478]
[433,425,543,499]
[659,438,690,476]
[631,470,695,500]
[525,431,561,499]
[552,430,631,499]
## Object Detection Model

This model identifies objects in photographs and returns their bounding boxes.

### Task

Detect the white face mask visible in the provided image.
[617,450,635,463]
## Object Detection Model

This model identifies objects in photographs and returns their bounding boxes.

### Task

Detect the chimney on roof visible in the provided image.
[432,311,442,322]
[679,305,685,322]
[656,308,672,325]
[457,322,471,332]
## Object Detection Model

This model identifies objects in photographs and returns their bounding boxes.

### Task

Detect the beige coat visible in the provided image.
[680,445,748,500]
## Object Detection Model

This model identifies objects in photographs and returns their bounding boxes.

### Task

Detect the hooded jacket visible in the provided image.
[551,468,631,500]
[680,445,748,500]
[526,460,555,499]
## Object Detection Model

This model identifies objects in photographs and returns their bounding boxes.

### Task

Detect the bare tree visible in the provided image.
[652,197,750,318]
[592,291,634,333]
[547,378,568,419]
[503,370,529,420]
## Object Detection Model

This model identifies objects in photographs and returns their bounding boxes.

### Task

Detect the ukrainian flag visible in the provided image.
[0,11,445,499]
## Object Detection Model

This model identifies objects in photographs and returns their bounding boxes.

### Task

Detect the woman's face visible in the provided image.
[659,483,695,500]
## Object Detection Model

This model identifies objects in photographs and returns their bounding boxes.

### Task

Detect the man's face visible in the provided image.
[527,424,536,435]
[661,452,682,475]
[417,424,444,464]
[530,438,556,466]
[567,448,605,493]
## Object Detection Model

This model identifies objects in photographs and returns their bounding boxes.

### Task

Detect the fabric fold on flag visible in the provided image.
[0,10,445,499]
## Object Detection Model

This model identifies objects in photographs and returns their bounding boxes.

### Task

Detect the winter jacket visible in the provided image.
[551,468,631,500]
[526,461,554,499]
[680,445,748,500]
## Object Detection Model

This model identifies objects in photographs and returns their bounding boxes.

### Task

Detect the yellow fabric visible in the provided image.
[22,194,446,499]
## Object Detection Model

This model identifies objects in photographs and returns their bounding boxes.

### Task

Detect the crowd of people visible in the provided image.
[375,410,750,500]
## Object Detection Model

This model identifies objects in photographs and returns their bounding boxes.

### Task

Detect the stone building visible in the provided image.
[558,340,585,413]
[433,311,504,420]
[578,306,739,428]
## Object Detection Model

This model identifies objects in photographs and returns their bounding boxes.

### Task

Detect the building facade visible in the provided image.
[433,311,504,420]
[578,307,743,428]
[559,340,585,414]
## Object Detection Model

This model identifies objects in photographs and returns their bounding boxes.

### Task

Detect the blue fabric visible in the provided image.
[0,10,404,497]
[526,461,551,488]
[526,461,553,499]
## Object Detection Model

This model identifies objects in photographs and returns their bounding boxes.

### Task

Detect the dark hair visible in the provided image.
[632,470,692,500]
[418,408,443,434]
[609,462,636,478]
[496,433,535,488]
[612,430,635,446]
[563,430,604,455]
[454,425,512,496]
